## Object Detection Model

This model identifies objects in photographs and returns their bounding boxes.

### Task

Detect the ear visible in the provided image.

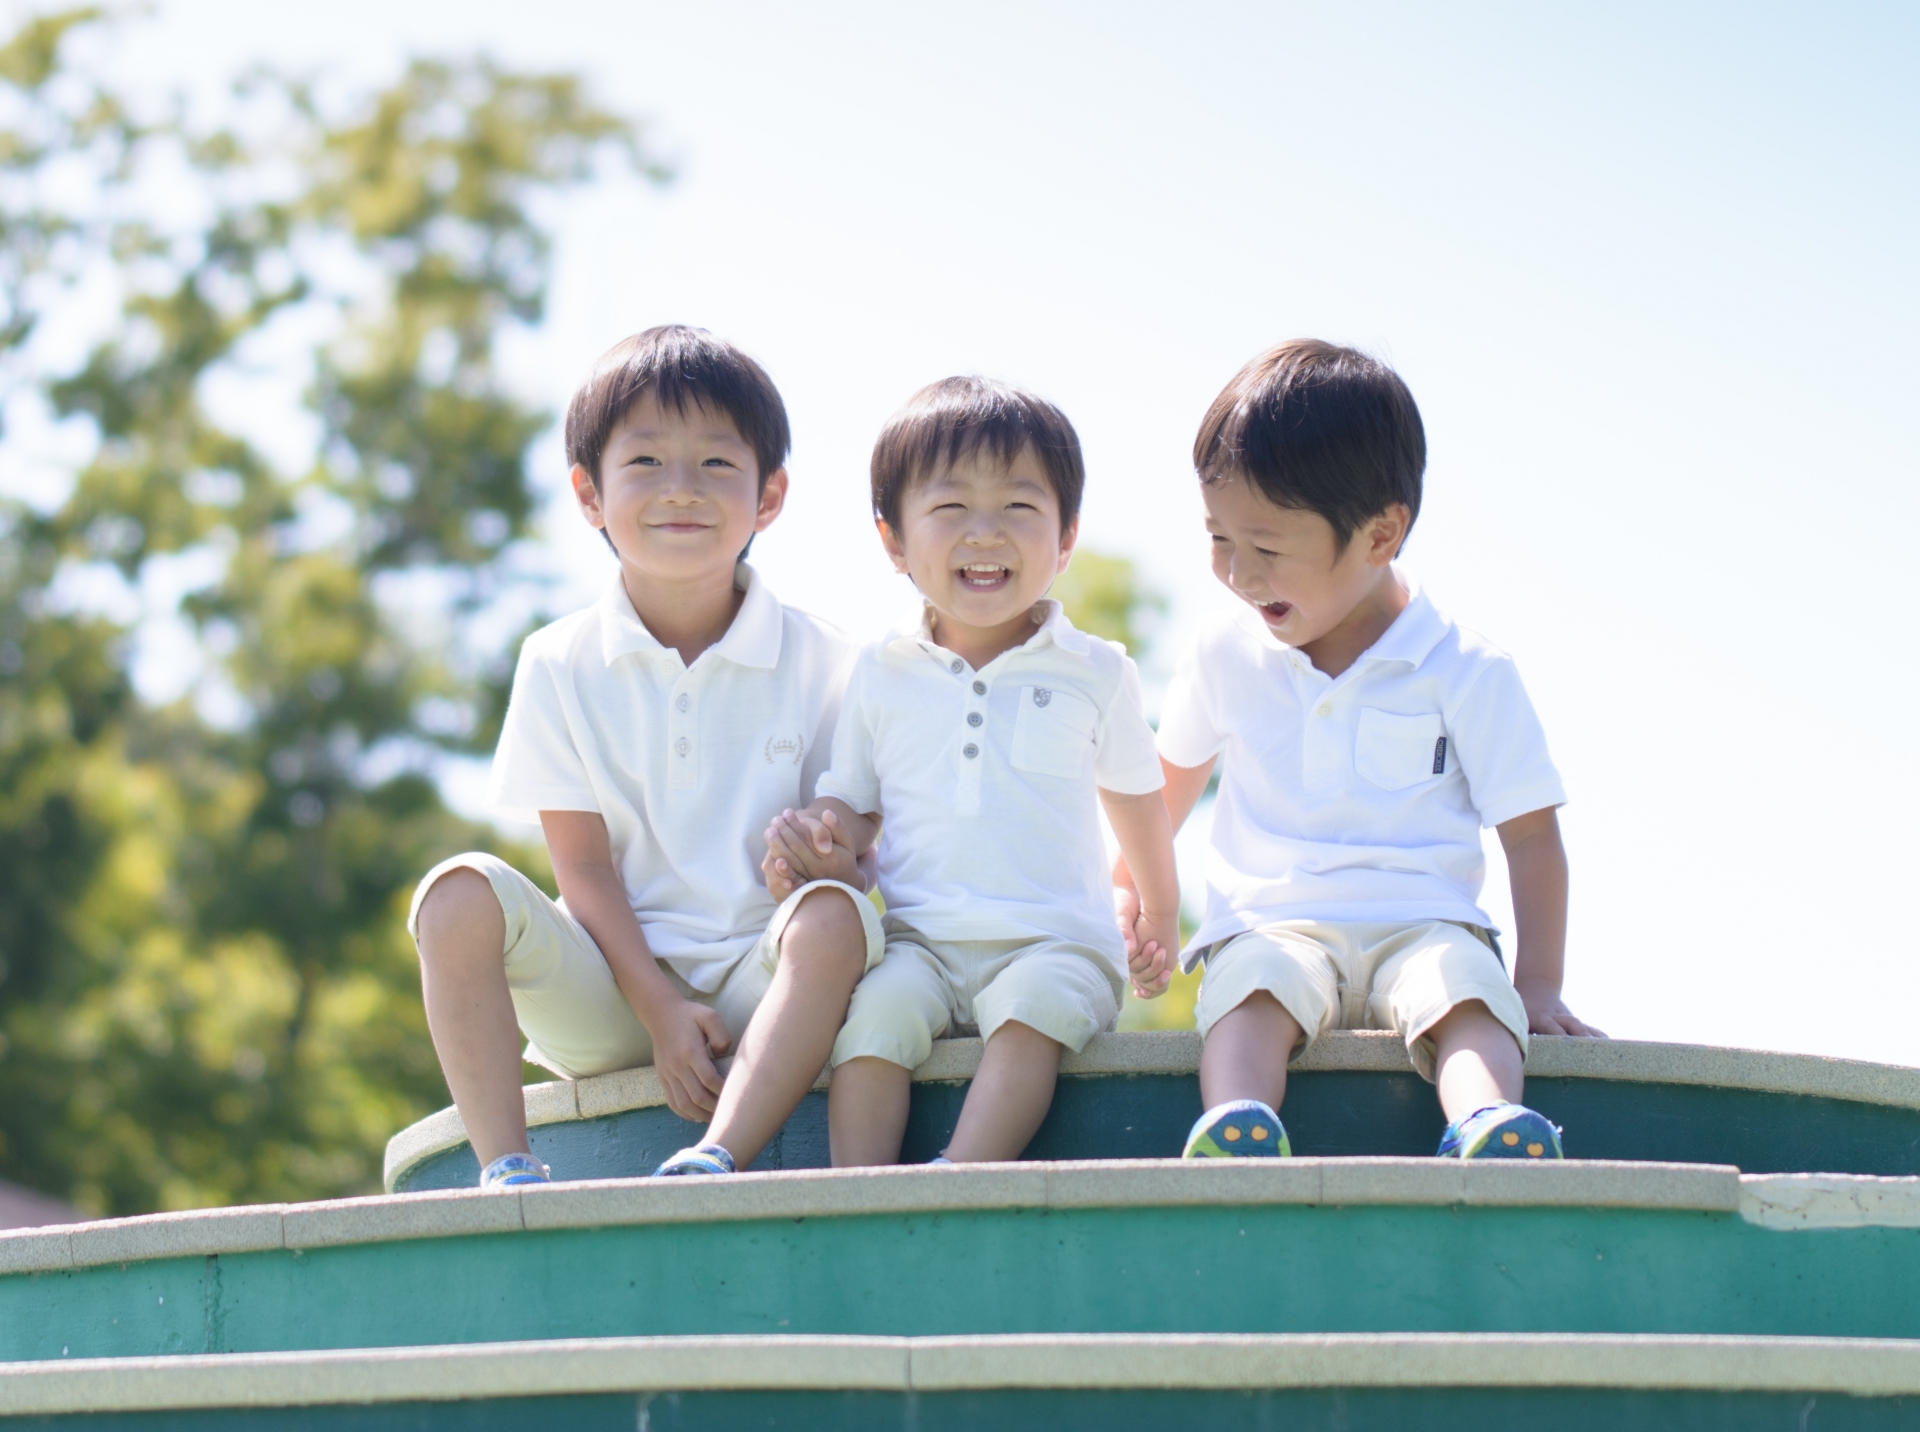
[570,463,606,529]
[754,466,789,532]
[876,518,910,575]
[1056,515,1080,576]
[1365,504,1411,567]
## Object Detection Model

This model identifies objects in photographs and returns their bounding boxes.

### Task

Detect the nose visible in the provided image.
[963,512,1005,547]
[658,461,701,502]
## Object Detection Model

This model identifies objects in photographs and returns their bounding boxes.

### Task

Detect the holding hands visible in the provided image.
[762,803,878,900]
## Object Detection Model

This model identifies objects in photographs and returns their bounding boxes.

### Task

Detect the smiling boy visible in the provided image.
[1134,340,1603,1163]
[764,376,1181,1165]
[408,326,882,1186]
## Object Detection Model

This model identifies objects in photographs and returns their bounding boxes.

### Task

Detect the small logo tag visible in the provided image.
[765,734,804,766]
[1032,688,1052,708]
[1432,736,1448,775]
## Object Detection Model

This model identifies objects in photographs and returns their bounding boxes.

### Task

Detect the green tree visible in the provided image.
[0,10,660,1213]
[1052,549,1167,660]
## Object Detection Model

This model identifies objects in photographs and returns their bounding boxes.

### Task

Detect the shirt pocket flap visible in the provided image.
[1354,707,1448,791]
[1010,684,1099,779]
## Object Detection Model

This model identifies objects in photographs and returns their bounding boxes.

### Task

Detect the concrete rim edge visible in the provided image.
[3,1334,1920,1414]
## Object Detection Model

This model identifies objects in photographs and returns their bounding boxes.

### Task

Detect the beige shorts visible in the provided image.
[408,852,883,1081]
[831,919,1123,1071]
[1195,919,1527,1081]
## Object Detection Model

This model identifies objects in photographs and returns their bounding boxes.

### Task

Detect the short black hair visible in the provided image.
[870,376,1084,537]
[1194,340,1425,552]
[564,325,790,489]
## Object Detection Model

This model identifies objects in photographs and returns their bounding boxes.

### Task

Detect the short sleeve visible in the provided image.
[1094,651,1165,795]
[1447,656,1567,828]
[485,643,600,824]
[1155,640,1225,769]
[812,657,882,815]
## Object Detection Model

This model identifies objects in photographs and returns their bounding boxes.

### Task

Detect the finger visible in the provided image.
[694,1050,726,1098]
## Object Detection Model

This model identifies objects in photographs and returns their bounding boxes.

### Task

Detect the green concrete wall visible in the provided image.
[396,1071,1920,1192]
[10,1387,1920,1430]
[4,1204,1917,1361]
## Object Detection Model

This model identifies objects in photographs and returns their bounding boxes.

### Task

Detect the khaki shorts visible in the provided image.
[1195,919,1527,1081]
[408,852,883,1081]
[832,919,1123,1071]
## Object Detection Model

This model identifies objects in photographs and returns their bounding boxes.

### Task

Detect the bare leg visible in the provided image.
[944,1021,1063,1163]
[1429,999,1525,1123]
[704,887,869,1169]
[1199,990,1303,1112]
[415,869,528,1168]
[828,1056,913,1166]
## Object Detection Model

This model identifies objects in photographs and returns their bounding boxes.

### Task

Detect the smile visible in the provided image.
[958,563,1013,591]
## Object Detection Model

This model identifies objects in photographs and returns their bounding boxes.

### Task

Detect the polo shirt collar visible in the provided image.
[597,563,783,670]
[889,598,1089,660]
[1359,582,1447,670]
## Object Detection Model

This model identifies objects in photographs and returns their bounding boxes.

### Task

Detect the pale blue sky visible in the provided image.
[17,2,1920,1063]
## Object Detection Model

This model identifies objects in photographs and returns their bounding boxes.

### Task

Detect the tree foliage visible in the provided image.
[0,10,656,1214]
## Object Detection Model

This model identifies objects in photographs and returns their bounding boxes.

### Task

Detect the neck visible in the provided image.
[930,607,1039,671]
[620,561,745,666]
[1299,567,1410,679]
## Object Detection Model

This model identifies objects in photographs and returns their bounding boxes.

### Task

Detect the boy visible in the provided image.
[1128,340,1602,1162]
[763,376,1181,1165]
[408,325,886,1186]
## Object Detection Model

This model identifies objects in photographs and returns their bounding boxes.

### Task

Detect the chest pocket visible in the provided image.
[1354,708,1449,791]
[1011,684,1099,780]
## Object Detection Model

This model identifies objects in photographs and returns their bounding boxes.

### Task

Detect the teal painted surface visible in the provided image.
[11,1389,1920,1430]
[396,1071,1920,1192]
[5,1205,1919,1361]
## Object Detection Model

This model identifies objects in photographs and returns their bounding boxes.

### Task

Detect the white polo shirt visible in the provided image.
[816,599,1164,964]
[1157,581,1565,963]
[486,564,854,992]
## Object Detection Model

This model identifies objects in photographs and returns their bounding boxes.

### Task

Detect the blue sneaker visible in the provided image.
[653,1143,737,1177]
[1182,1099,1291,1158]
[1437,1103,1563,1160]
[479,1152,551,1188]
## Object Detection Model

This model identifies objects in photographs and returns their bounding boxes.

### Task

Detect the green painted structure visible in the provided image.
[2,1033,1918,1426]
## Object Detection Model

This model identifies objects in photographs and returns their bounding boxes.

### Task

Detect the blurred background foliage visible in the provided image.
[0,7,652,1214]
[0,8,1183,1216]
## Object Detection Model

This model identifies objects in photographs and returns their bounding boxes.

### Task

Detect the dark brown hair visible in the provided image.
[564,325,790,489]
[1194,340,1425,551]
[870,376,1085,537]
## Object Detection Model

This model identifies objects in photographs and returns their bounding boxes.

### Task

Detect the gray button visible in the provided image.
[967,712,983,727]
[675,737,690,756]
[972,680,986,695]
[950,659,964,673]
[676,694,690,712]
[963,743,979,759]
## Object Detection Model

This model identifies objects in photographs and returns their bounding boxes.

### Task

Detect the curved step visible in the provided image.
[386,1031,1920,1191]
[5,1333,1920,1425]
[4,1162,1917,1360]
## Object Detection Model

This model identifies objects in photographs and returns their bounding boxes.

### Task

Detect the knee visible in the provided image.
[414,868,502,965]
[778,887,869,977]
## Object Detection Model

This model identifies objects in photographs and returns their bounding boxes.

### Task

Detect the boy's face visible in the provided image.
[1201,475,1408,650]
[878,445,1075,639]
[570,393,786,586]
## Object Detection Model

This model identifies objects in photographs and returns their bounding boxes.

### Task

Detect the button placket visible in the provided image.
[668,677,697,791]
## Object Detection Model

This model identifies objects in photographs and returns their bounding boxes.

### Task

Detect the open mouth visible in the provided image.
[958,563,1013,592]
[1259,600,1292,623]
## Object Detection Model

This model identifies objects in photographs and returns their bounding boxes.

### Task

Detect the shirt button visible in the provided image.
[674,737,690,756]
[1316,704,1332,717]
[676,694,690,712]
[950,659,963,674]
[967,712,983,727]
[963,743,979,759]
[972,680,986,695]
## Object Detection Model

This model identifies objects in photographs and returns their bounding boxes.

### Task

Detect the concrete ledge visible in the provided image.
[1739,1173,1920,1230]
[382,1031,1920,1192]
[5,1333,1920,1413]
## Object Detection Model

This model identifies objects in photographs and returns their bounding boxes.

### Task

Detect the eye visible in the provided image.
[1007,501,1038,512]
[629,454,661,467]
[701,456,735,469]
[1255,547,1280,558]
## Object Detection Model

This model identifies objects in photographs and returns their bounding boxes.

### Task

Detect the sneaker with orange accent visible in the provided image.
[1437,1103,1563,1160]
[1181,1100,1291,1158]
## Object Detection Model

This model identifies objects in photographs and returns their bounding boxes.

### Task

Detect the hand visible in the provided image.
[1112,882,1143,956]
[647,996,733,1120]
[1517,981,1607,1038]
[764,808,860,893]
[1127,908,1178,1000]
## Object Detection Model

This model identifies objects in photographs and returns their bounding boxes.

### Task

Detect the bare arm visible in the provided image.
[540,810,735,1117]
[1101,787,1181,997]
[1111,754,1212,912]
[1497,806,1604,1038]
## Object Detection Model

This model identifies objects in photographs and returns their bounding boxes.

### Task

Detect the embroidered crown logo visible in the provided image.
[765,734,804,766]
